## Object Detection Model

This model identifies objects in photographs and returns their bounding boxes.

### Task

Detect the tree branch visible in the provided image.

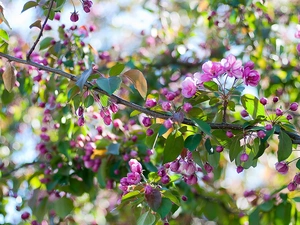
[1,52,300,144]
[1,161,44,177]
[26,0,55,60]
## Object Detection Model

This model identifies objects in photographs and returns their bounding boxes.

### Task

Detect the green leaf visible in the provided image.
[75,68,93,91]
[162,191,180,206]
[67,85,80,101]
[130,110,141,117]
[97,158,107,188]
[184,134,202,151]
[0,29,9,42]
[249,208,260,225]
[148,172,161,183]
[21,1,39,12]
[274,202,291,225]
[122,190,141,201]
[241,94,266,119]
[107,143,120,155]
[137,211,155,225]
[278,131,292,161]
[205,138,212,154]
[109,63,125,76]
[100,94,109,107]
[163,131,184,163]
[193,119,211,136]
[253,139,267,160]
[228,136,243,162]
[293,197,300,202]
[96,76,122,95]
[203,81,218,91]
[123,69,147,99]
[39,37,53,50]
[156,198,172,219]
[53,197,74,218]
[84,95,94,108]
[259,200,274,212]
[228,100,235,111]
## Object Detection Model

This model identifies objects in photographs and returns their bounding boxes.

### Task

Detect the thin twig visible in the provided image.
[1,161,43,177]
[26,0,55,60]
[1,52,300,144]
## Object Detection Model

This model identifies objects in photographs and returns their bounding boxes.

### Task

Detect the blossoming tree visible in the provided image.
[1,0,300,224]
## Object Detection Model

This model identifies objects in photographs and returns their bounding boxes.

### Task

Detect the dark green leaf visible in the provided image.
[53,197,74,218]
[296,159,300,170]
[259,200,274,212]
[163,131,184,163]
[278,131,292,161]
[109,63,125,76]
[96,76,122,95]
[249,208,260,225]
[274,202,291,225]
[21,1,39,12]
[227,100,235,111]
[84,95,94,108]
[67,85,80,101]
[39,37,54,50]
[75,67,93,91]
[193,119,211,136]
[184,134,202,151]
[253,139,267,160]
[107,143,120,155]
[293,197,300,202]
[97,158,107,188]
[241,94,265,119]
[228,136,243,162]
[156,198,172,219]
[205,138,213,154]
[137,211,156,225]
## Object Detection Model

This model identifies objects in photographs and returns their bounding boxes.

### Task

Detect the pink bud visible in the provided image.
[265,124,273,130]
[142,117,152,127]
[216,145,224,152]
[275,161,289,174]
[226,130,234,138]
[145,99,157,108]
[21,212,30,220]
[161,175,170,184]
[163,119,173,129]
[144,185,152,194]
[181,195,188,201]
[288,182,297,191]
[70,11,79,22]
[204,162,213,173]
[161,101,172,111]
[260,97,268,105]
[257,130,266,139]
[286,114,293,120]
[77,117,85,126]
[77,106,84,117]
[236,165,244,173]
[240,109,249,117]
[294,173,300,184]
[146,128,154,136]
[183,102,193,112]
[275,108,283,116]
[273,96,279,103]
[240,153,249,162]
[289,102,298,111]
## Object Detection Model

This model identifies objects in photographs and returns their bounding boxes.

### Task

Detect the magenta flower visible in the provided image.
[127,172,141,185]
[129,159,142,174]
[163,119,173,129]
[170,160,180,172]
[275,108,283,116]
[142,117,152,127]
[243,69,260,86]
[221,54,243,78]
[293,173,300,184]
[216,145,224,152]
[265,124,273,130]
[194,61,224,85]
[275,161,289,174]
[181,77,197,98]
[226,130,234,138]
[161,101,171,111]
[185,174,197,185]
[240,109,249,117]
[204,162,213,173]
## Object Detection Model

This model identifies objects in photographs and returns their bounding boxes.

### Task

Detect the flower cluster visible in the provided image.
[119,159,143,194]
[181,54,261,98]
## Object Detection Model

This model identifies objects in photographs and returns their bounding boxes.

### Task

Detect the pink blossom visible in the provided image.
[161,101,172,111]
[181,77,197,98]
[221,54,243,78]
[243,69,260,86]
[289,102,298,111]
[295,30,300,39]
[183,102,193,112]
[129,159,142,174]
[163,119,173,129]
[257,130,266,139]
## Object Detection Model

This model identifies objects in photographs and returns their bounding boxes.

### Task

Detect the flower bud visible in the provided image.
[259,97,268,105]
[240,153,249,162]
[275,161,289,174]
[257,130,266,139]
[289,102,298,111]
[288,182,297,191]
